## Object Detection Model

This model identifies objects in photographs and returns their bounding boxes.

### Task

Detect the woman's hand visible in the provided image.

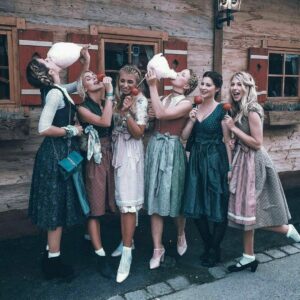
[80,45,90,64]
[223,115,235,130]
[146,69,158,87]
[227,171,232,183]
[103,76,113,94]
[121,96,134,112]
[228,138,236,150]
[189,107,198,123]
[75,125,83,136]
[147,100,156,119]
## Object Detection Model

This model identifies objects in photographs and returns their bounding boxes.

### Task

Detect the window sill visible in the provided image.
[264,110,300,126]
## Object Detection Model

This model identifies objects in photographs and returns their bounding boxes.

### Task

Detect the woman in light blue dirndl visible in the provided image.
[145,68,198,269]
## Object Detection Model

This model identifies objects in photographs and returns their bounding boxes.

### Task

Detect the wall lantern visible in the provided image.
[216,0,242,29]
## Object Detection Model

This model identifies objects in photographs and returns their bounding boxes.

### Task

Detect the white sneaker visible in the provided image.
[111,240,135,257]
[287,224,300,242]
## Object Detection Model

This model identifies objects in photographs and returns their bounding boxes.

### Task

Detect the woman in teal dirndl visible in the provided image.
[182,71,232,267]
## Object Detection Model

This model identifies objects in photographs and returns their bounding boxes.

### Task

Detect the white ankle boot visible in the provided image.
[116,246,132,283]
[111,240,135,257]
[287,224,300,242]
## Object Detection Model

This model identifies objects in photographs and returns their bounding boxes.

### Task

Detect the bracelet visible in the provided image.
[125,112,132,120]
[106,92,114,97]
[62,125,78,138]
[106,96,114,102]
[228,165,233,171]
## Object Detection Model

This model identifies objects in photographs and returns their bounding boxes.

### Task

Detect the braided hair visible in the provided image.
[26,56,54,89]
[185,69,198,96]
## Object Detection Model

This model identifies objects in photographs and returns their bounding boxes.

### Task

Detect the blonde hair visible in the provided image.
[230,71,264,123]
[115,65,143,110]
[77,70,90,99]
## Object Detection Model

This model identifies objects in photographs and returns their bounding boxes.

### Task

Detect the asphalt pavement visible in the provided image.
[0,188,299,300]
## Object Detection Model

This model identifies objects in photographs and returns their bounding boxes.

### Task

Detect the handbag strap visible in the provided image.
[46,85,73,161]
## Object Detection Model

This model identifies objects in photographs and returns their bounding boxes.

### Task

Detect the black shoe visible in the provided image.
[96,255,114,279]
[42,256,74,280]
[210,247,221,264]
[227,260,259,273]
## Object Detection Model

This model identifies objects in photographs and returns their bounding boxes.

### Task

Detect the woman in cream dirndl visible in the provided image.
[77,66,116,278]
[223,71,300,273]
[145,68,198,269]
[112,65,148,283]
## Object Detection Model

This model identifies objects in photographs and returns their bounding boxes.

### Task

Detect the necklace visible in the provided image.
[172,90,183,95]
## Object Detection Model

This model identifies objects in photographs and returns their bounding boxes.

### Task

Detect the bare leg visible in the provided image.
[174,216,186,237]
[88,218,103,250]
[243,229,255,256]
[151,214,164,250]
[48,227,63,253]
[263,225,289,234]
[121,213,136,247]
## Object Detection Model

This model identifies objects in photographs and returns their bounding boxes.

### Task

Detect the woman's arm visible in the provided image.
[224,112,263,150]
[77,77,114,127]
[146,69,192,120]
[121,96,147,139]
[222,120,233,171]
[38,89,82,137]
[181,107,197,140]
[78,99,113,127]
[126,115,146,139]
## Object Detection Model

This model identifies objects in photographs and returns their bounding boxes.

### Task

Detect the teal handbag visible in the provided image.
[58,151,83,180]
[58,151,90,216]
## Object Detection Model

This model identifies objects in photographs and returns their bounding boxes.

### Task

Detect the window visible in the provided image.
[98,27,165,97]
[0,33,10,100]
[268,52,300,99]
[0,17,23,106]
[103,40,156,97]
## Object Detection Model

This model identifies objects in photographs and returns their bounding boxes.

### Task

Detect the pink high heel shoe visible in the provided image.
[149,248,165,270]
[177,234,187,256]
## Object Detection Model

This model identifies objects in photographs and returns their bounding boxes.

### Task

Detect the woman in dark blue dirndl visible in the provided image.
[26,49,89,280]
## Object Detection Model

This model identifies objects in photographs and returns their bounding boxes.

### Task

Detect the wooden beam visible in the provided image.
[213,0,223,75]
[96,25,168,41]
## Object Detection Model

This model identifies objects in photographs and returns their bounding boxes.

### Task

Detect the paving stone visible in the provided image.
[280,245,300,255]
[167,276,190,291]
[107,296,124,300]
[255,253,273,263]
[208,266,227,279]
[264,249,287,259]
[293,242,300,249]
[124,289,151,300]
[146,282,173,297]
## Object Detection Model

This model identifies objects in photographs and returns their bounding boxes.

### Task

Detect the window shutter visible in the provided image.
[18,30,53,105]
[248,47,268,103]
[67,33,99,104]
[163,39,188,95]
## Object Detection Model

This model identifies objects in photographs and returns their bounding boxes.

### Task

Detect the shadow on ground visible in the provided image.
[0,188,299,300]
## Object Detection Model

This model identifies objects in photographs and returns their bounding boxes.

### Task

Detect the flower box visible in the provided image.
[264,110,300,126]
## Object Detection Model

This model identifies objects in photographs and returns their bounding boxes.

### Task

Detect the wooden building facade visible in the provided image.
[0,0,299,212]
